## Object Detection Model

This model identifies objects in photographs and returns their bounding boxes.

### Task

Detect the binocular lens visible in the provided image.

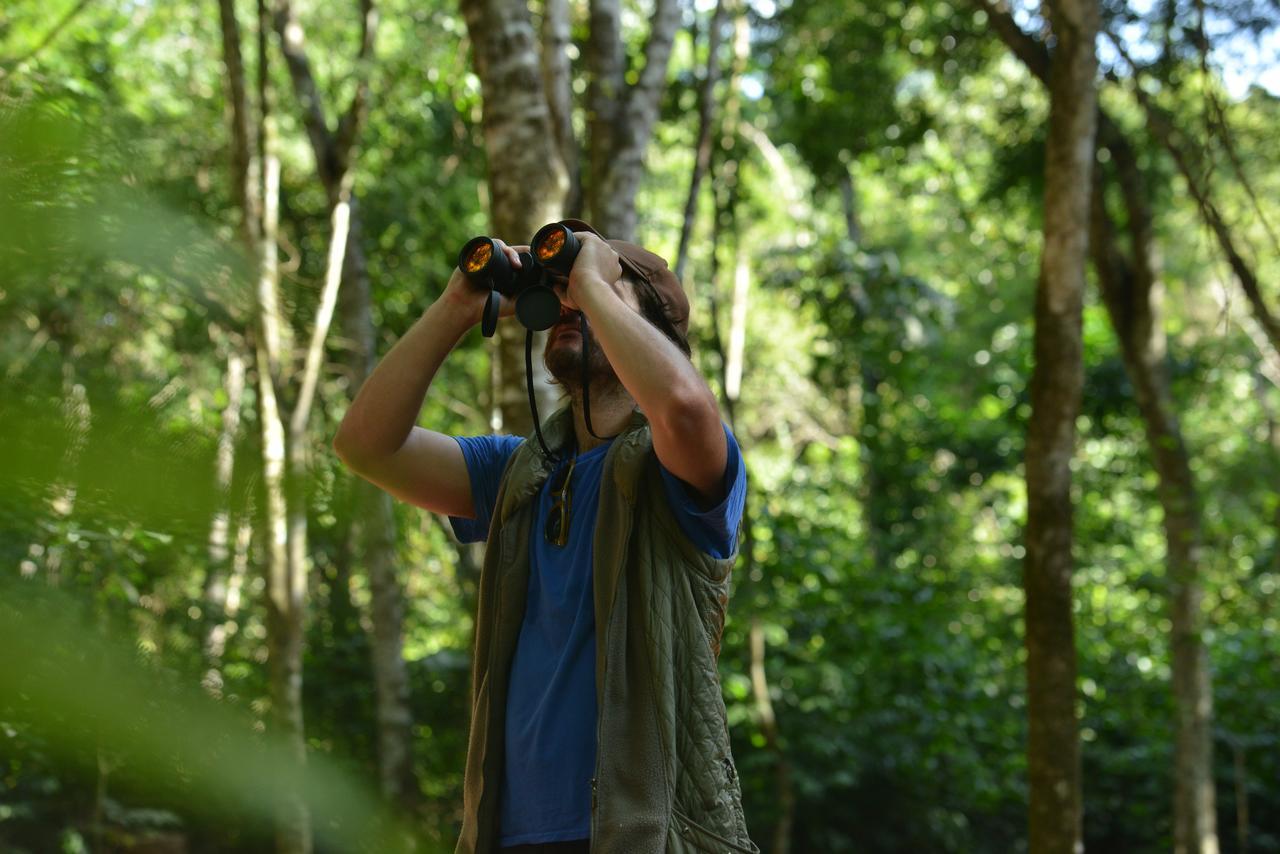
[463,242,493,273]
[535,229,565,262]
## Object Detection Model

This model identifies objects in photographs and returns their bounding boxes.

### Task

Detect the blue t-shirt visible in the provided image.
[449,423,746,846]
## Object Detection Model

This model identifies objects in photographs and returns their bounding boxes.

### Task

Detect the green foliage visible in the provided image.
[2,0,1278,851]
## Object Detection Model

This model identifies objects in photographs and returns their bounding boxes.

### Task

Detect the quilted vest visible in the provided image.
[453,406,758,854]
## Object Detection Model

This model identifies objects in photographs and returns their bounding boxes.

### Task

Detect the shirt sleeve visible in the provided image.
[448,434,525,544]
[657,423,747,559]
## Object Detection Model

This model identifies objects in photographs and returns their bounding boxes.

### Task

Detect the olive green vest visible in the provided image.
[454,407,758,854]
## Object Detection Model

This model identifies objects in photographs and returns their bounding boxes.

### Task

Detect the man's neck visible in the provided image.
[567,381,638,454]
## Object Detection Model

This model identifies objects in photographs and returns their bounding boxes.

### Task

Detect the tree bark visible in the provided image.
[460,0,567,435]
[584,0,682,239]
[340,213,419,809]
[971,6,1221,849]
[256,20,313,847]
[1022,2,1097,852]
[673,0,730,284]
[204,337,246,694]
[1091,144,1219,854]
[273,0,420,809]
[540,0,581,217]
[836,170,887,571]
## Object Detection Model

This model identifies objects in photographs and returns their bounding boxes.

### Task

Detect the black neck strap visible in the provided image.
[523,316,618,464]
[580,313,609,442]
[526,330,560,462]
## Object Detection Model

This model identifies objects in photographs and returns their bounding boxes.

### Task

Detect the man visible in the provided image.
[333,220,757,854]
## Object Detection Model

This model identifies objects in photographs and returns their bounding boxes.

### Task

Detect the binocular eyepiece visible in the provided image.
[458,223,584,337]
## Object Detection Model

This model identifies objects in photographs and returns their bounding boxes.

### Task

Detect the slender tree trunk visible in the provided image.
[43,370,90,584]
[460,0,567,435]
[837,170,886,569]
[258,3,310,848]
[339,214,419,809]
[1022,2,1097,852]
[673,0,729,284]
[204,339,247,694]
[1090,152,1218,854]
[583,0,681,239]
[1233,742,1249,854]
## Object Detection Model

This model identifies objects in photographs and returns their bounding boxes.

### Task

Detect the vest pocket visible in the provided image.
[670,806,759,854]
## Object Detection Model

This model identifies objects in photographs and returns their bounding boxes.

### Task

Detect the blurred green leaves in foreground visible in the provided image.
[0,578,441,853]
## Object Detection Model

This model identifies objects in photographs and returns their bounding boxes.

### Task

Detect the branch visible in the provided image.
[1105,31,1280,370]
[217,0,259,247]
[541,0,580,214]
[1192,0,1280,257]
[273,0,339,185]
[334,0,379,174]
[674,0,730,283]
[972,0,1280,376]
[289,174,354,439]
[975,0,1050,83]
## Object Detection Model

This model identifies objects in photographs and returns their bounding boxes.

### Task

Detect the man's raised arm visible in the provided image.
[332,243,523,517]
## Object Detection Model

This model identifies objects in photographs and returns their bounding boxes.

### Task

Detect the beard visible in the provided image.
[543,316,619,393]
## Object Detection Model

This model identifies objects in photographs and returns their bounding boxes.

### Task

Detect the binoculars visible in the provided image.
[457,222,585,337]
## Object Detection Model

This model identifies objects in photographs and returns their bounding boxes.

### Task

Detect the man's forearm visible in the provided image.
[333,298,474,464]
[575,275,717,425]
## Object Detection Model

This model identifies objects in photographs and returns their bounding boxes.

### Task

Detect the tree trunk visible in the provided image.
[837,170,887,570]
[460,0,566,435]
[339,214,419,809]
[204,338,246,694]
[1090,148,1218,854]
[584,0,681,239]
[273,0,420,808]
[1022,2,1097,852]
[673,0,729,284]
[540,0,581,217]
[258,2,310,848]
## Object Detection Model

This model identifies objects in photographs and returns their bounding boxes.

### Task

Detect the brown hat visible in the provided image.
[557,219,689,336]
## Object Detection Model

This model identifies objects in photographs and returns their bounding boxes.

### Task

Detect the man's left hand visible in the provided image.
[564,232,626,309]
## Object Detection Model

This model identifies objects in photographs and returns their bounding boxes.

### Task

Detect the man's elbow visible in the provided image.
[332,427,368,472]
[663,381,722,436]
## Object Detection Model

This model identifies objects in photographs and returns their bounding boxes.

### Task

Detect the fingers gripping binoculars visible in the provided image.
[457,222,584,338]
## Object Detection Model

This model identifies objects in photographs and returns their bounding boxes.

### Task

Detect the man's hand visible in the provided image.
[440,239,528,327]
[564,233,626,310]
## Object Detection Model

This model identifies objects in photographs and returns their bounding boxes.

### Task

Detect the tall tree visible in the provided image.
[1090,136,1219,854]
[581,0,681,239]
[459,0,568,435]
[972,4,1225,848]
[218,0,384,845]
[216,0,312,847]
[1021,0,1098,851]
[271,0,419,811]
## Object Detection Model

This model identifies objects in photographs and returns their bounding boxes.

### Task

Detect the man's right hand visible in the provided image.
[439,239,528,328]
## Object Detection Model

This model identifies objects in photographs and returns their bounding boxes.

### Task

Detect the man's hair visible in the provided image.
[628,272,692,358]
